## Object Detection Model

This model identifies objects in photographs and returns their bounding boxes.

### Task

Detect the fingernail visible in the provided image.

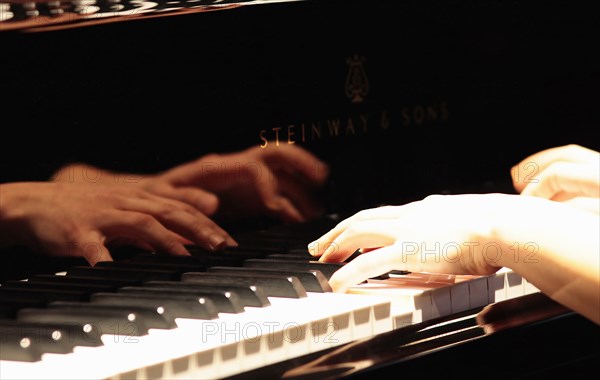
[228,238,239,247]
[270,195,286,210]
[307,240,319,255]
[208,235,226,250]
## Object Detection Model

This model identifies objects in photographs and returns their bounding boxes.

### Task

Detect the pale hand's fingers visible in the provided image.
[308,218,354,258]
[512,144,599,192]
[102,211,190,257]
[520,161,600,200]
[328,245,404,293]
[308,209,379,258]
[559,196,600,215]
[318,219,397,262]
[308,205,407,257]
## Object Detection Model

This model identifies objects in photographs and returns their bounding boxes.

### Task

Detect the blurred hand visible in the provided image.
[511,144,599,213]
[149,144,330,223]
[53,144,329,223]
[0,182,235,265]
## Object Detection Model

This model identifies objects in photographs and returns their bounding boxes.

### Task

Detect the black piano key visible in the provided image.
[195,247,273,260]
[45,301,178,330]
[94,260,211,274]
[143,281,271,308]
[263,217,338,237]
[219,245,284,256]
[226,236,291,252]
[0,288,90,303]
[0,300,47,319]
[369,269,412,280]
[266,254,315,261]
[126,252,245,267]
[65,266,181,281]
[17,307,152,337]
[0,280,117,294]
[388,269,412,276]
[181,272,307,299]
[207,266,332,293]
[131,283,255,314]
[117,286,245,314]
[89,292,220,320]
[27,274,141,288]
[242,259,345,279]
[287,248,317,256]
[0,323,74,355]
[345,249,362,262]
[0,319,103,349]
[0,327,46,362]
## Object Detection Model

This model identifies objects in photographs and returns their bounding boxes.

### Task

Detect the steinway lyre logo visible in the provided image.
[345,55,369,103]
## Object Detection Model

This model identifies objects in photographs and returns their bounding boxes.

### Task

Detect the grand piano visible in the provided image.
[1,1,599,379]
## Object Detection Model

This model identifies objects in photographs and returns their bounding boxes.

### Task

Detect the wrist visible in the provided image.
[475,194,527,271]
[51,164,140,186]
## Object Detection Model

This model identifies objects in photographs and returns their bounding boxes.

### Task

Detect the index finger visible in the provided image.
[328,245,404,293]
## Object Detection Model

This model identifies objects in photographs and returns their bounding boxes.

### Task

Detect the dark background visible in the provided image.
[1,0,598,213]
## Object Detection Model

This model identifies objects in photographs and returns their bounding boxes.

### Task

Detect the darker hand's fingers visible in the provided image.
[72,232,113,266]
[102,211,190,256]
[276,170,325,220]
[261,144,330,185]
[241,164,305,223]
[117,194,236,249]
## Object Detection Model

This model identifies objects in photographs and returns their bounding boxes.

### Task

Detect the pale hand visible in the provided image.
[511,144,600,213]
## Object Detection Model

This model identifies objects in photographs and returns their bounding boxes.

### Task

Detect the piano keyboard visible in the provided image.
[0,217,540,379]
[348,267,540,329]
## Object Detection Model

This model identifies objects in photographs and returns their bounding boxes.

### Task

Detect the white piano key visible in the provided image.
[449,280,470,314]
[2,269,540,380]
[0,332,161,380]
[412,291,432,323]
[95,291,391,379]
[393,310,415,330]
[523,277,541,295]
[347,281,431,324]
[468,275,489,308]
[487,270,507,303]
[372,299,393,335]
[505,271,524,299]
[430,285,452,319]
